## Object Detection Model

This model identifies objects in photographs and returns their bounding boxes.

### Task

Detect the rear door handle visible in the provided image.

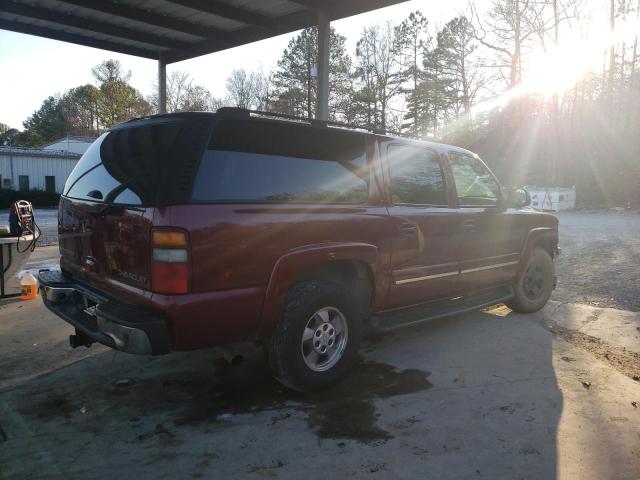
[462,220,476,232]
[398,223,418,237]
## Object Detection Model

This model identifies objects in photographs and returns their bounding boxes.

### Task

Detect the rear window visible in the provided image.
[64,117,213,205]
[192,119,369,204]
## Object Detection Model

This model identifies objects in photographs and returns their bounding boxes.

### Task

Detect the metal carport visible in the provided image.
[0,0,407,120]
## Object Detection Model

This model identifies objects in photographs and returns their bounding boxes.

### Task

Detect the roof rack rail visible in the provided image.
[215,107,408,138]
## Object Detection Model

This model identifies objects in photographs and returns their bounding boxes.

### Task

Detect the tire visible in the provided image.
[266,279,363,393]
[506,247,555,313]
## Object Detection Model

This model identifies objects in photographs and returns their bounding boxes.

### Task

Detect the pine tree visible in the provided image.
[437,16,480,116]
[272,27,352,120]
[21,96,66,146]
[396,11,430,137]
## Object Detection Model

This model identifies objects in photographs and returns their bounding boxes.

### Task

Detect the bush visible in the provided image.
[0,189,60,209]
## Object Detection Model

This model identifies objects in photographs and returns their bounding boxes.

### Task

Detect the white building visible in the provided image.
[43,136,96,155]
[0,146,81,193]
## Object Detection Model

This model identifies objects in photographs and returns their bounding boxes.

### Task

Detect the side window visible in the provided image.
[63,133,106,195]
[388,145,447,206]
[193,120,369,204]
[449,152,500,207]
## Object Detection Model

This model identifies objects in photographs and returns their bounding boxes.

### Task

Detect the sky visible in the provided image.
[0,0,469,129]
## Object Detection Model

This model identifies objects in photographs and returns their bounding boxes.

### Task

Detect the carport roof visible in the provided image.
[0,0,407,64]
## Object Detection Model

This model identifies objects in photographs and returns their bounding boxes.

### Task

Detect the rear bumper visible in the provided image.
[39,270,171,355]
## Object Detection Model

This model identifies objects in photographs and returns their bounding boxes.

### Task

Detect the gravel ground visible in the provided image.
[553,210,640,312]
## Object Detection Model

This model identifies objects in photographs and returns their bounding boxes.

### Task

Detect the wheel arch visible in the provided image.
[517,227,558,276]
[258,243,382,337]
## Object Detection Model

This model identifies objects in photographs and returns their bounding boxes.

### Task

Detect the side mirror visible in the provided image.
[506,188,531,208]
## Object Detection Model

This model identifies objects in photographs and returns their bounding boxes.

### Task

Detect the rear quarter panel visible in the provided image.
[153,204,392,346]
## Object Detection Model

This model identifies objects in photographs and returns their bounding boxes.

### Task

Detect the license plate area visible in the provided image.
[76,286,107,319]
[82,296,99,318]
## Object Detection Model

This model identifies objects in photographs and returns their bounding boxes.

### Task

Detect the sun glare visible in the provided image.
[522,16,640,98]
[526,44,596,97]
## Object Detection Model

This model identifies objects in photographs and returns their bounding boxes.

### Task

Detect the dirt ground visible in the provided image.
[553,210,640,311]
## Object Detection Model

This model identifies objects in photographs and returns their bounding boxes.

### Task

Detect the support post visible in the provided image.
[158,52,167,114]
[316,11,330,121]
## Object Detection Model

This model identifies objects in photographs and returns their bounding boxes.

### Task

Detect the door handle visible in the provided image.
[398,223,418,237]
[462,220,476,232]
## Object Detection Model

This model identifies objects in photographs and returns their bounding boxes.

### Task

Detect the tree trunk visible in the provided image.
[513,0,521,87]
[617,0,627,128]
[461,41,470,114]
[553,0,559,46]
[627,0,639,130]
[413,41,419,135]
[608,0,616,111]
[550,0,560,186]
[306,38,313,119]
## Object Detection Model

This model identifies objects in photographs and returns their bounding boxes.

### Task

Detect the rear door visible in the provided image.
[384,141,460,309]
[58,116,213,297]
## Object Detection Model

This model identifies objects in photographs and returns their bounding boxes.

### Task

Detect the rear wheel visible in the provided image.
[266,280,363,392]
[507,247,554,313]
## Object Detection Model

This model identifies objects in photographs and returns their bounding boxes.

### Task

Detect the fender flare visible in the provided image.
[258,242,382,336]
[517,227,558,276]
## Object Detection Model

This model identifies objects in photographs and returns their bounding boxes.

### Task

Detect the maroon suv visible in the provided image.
[40,108,558,392]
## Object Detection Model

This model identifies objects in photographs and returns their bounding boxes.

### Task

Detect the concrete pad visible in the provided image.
[0,298,106,390]
[1,301,639,479]
[545,301,640,354]
[19,245,60,276]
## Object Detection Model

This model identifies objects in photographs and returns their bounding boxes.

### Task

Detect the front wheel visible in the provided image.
[266,280,363,392]
[506,247,555,313]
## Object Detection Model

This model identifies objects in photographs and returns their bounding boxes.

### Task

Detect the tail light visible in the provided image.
[151,229,190,294]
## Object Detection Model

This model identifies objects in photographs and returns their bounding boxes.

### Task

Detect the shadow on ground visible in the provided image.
[0,308,574,479]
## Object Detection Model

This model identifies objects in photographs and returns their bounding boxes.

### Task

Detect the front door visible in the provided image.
[448,152,523,291]
[384,142,460,309]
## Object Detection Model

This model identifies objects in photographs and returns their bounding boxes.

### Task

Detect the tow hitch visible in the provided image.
[69,329,94,349]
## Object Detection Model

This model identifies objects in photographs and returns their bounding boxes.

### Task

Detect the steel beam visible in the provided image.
[57,0,231,44]
[165,0,407,64]
[0,19,158,59]
[164,0,274,28]
[287,0,328,13]
[1,1,189,51]
[158,53,167,114]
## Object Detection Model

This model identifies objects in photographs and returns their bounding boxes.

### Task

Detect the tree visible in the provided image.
[151,70,221,113]
[60,85,101,135]
[166,71,192,112]
[471,0,538,88]
[226,68,262,109]
[92,60,151,127]
[396,11,431,136]
[437,16,483,115]
[353,22,405,129]
[181,85,215,111]
[20,96,66,146]
[272,28,317,118]
[272,27,353,120]
[422,41,454,135]
[0,124,20,147]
